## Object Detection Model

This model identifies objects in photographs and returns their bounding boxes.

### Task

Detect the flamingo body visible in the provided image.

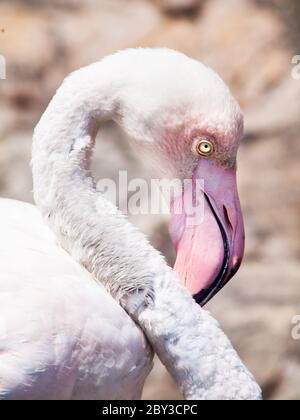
[0,199,152,400]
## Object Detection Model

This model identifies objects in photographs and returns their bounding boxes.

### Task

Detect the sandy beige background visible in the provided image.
[0,0,299,400]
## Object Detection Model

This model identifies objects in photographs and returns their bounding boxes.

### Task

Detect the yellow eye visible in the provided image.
[196,139,214,157]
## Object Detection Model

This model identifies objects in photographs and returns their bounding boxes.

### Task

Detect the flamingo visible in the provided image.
[0,48,261,400]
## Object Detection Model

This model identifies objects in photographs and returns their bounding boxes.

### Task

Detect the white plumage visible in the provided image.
[0,199,152,399]
[0,49,262,400]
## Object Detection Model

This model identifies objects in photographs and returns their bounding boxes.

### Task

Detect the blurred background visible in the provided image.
[0,0,300,400]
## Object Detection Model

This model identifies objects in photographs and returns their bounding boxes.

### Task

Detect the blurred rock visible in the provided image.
[255,0,300,52]
[207,261,300,400]
[0,0,299,401]
[0,0,161,138]
[141,0,289,105]
[0,132,32,202]
[153,0,205,17]
[143,357,182,400]
[245,76,300,136]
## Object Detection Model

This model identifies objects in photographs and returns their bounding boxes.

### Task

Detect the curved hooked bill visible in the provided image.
[169,159,245,307]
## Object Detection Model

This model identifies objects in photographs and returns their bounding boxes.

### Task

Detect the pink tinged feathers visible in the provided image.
[169,159,245,306]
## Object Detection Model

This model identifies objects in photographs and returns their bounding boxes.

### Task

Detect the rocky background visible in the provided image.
[0,0,299,400]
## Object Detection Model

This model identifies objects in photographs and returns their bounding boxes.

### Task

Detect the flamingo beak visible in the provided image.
[169,159,245,306]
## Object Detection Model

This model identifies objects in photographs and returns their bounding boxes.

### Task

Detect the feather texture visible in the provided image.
[0,199,152,400]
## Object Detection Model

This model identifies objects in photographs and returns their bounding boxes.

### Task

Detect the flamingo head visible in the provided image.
[117,49,245,306]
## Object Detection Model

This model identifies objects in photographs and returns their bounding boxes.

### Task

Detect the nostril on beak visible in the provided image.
[223,205,234,235]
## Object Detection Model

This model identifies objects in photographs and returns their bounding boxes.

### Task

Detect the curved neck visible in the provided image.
[32,63,160,306]
[32,61,260,400]
[32,65,117,216]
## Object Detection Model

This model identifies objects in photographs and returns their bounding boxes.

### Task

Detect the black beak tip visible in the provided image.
[229,258,242,279]
[193,289,213,307]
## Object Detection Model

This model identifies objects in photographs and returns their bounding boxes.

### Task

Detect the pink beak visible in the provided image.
[169,159,245,306]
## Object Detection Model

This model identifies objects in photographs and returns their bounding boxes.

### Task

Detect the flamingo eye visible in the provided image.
[195,139,214,157]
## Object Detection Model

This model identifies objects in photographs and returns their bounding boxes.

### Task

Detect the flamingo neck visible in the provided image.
[32,62,159,304]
